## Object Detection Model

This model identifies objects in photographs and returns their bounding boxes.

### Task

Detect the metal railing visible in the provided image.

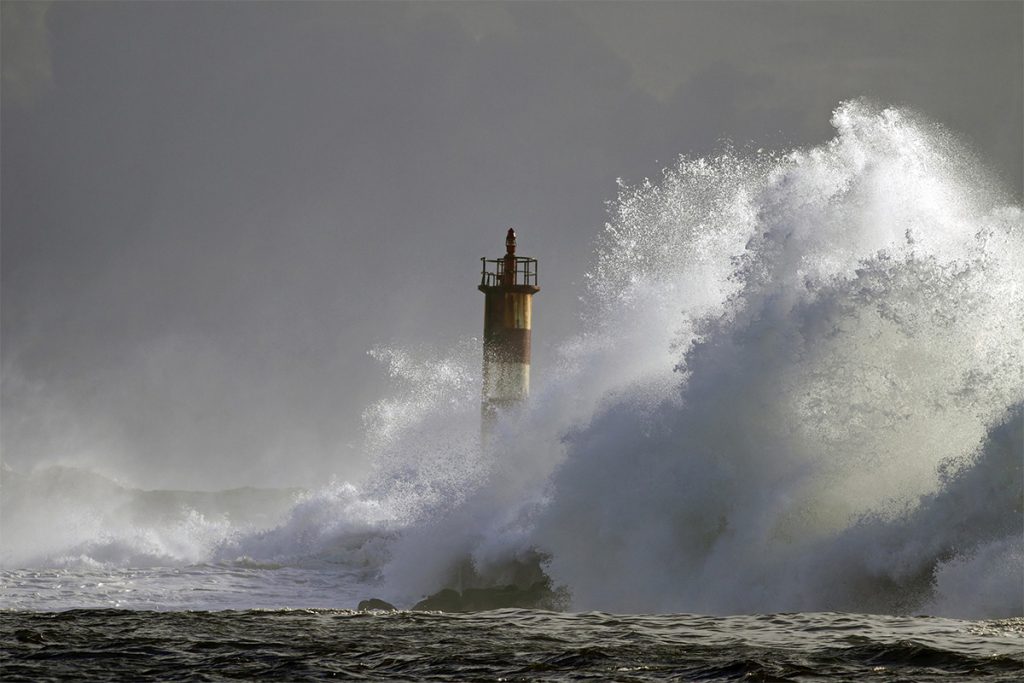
[480,256,538,287]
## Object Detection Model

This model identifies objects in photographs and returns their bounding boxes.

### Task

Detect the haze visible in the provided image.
[2,1,1021,490]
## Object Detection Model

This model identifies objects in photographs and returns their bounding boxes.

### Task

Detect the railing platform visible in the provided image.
[479,256,538,288]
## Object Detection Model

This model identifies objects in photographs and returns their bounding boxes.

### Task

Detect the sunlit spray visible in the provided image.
[372,100,1023,615]
[6,101,1021,618]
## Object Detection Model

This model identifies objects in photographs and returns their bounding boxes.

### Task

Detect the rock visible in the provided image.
[411,580,567,612]
[411,588,463,612]
[357,598,396,611]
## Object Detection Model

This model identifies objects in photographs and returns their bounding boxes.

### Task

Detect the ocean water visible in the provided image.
[3,610,1023,681]
[2,101,1023,679]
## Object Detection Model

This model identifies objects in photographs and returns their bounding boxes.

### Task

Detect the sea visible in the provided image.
[2,607,1022,681]
[3,101,1023,680]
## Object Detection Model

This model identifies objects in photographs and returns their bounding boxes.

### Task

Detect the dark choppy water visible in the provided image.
[2,609,1021,681]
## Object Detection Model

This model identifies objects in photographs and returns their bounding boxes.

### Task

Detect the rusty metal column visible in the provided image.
[479,229,539,425]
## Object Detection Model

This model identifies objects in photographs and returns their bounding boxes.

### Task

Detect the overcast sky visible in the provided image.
[2,1,1021,490]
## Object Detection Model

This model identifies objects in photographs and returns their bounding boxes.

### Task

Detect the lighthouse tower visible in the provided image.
[479,228,539,421]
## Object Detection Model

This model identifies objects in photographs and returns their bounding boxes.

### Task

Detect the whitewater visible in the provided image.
[2,101,1022,624]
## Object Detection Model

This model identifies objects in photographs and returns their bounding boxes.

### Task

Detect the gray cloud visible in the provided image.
[2,2,1020,489]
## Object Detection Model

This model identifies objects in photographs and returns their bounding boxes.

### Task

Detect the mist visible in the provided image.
[2,1,1021,491]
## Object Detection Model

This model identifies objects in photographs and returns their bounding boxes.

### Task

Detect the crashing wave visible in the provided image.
[6,101,1021,617]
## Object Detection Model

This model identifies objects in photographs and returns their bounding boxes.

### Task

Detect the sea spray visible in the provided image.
[530,101,1023,614]
[5,101,1021,618]
[371,100,1023,614]
[0,465,300,568]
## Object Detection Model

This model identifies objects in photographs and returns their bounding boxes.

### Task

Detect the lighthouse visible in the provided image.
[479,228,539,422]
